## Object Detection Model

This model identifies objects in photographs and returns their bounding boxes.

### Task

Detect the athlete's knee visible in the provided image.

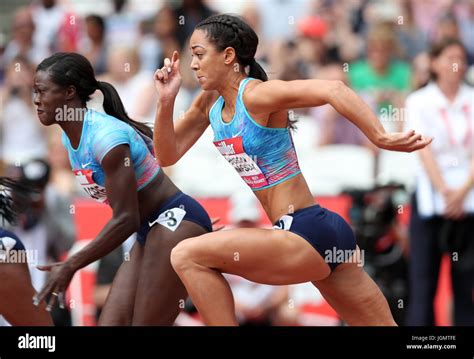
[170,238,198,273]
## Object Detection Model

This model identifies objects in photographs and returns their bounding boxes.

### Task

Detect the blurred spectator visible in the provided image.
[241,5,269,64]
[455,0,474,64]
[6,158,76,325]
[31,0,67,56]
[6,159,75,290]
[396,0,429,61]
[105,0,141,45]
[410,0,455,40]
[0,57,48,165]
[310,63,372,147]
[3,7,48,66]
[405,39,474,326]
[434,13,460,44]
[320,0,363,63]
[349,22,411,132]
[139,6,181,73]
[0,32,7,84]
[411,52,431,90]
[56,10,81,53]
[295,16,330,79]
[99,46,156,123]
[254,0,311,42]
[266,39,302,81]
[82,15,108,76]
[173,0,215,48]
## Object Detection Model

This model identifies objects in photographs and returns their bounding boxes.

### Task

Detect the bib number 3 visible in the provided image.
[149,208,187,232]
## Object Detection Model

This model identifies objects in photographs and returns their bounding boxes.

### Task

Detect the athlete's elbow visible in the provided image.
[327,80,346,102]
[114,213,140,235]
[156,155,178,167]
[154,144,179,167]
[154,147,178,166]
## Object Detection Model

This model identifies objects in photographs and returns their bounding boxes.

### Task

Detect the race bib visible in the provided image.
[149,207,187,232]
[73,169,108,204]
[0,236,18,262]
[273,215,293,231]
[214,137,268,189]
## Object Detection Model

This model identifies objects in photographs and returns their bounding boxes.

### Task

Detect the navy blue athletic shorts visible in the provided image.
[136,192,212,245]
[0,228,26,252]
[273,204,357,270]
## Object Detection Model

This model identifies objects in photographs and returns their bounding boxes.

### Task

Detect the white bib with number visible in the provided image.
[0,236,18,262]
[149,208,187,232]
[214,136,269,190]
[273,215,294,231]
[73,169,108,204]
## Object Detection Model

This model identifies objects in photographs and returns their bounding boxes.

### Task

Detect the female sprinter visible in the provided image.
[153,14,433,326]
[32,52,213,325]
[0,177,52,325]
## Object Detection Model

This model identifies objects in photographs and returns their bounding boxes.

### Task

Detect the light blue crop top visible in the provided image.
[62,109,160,203]
[209,77,301,191]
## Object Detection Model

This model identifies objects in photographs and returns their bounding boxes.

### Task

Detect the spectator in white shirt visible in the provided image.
[405,38,474,326]
[1,57,48,165]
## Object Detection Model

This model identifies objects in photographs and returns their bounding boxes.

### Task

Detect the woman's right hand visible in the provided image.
[442,186,468,220]
[154,51,181,102]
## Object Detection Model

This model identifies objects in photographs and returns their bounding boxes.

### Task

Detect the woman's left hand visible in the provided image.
[33,262,76,311]
[377,130,433,152]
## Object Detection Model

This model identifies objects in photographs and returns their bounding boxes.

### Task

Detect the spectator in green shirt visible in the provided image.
[349,23,412,132]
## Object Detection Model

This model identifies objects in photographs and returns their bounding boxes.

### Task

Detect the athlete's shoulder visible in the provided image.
[242,78,264,93]
[241,78,280,110]
[88,108,118,126]
[88,109,132,134]
[87,110,135,156]
[244,78,287,93]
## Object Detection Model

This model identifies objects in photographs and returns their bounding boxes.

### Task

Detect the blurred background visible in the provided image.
[0,0,473,326]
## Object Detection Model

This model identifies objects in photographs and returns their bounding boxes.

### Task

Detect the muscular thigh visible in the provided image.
[312,247,396,325]
[132,220,208,325]
[98,241,143,326]
[179,228,331,285]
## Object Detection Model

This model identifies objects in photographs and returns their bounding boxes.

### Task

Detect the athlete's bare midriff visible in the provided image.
[253,173,315,224]
[137,169,180,223]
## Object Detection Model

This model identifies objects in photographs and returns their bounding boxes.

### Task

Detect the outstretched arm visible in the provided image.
[245,79,432,152]
[34,145,140,308]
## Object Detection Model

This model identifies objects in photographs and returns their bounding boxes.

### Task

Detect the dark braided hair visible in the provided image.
[0,177,36,225]
[196,14,297,129]
[36,52,153,140]
[196,14,268,81]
